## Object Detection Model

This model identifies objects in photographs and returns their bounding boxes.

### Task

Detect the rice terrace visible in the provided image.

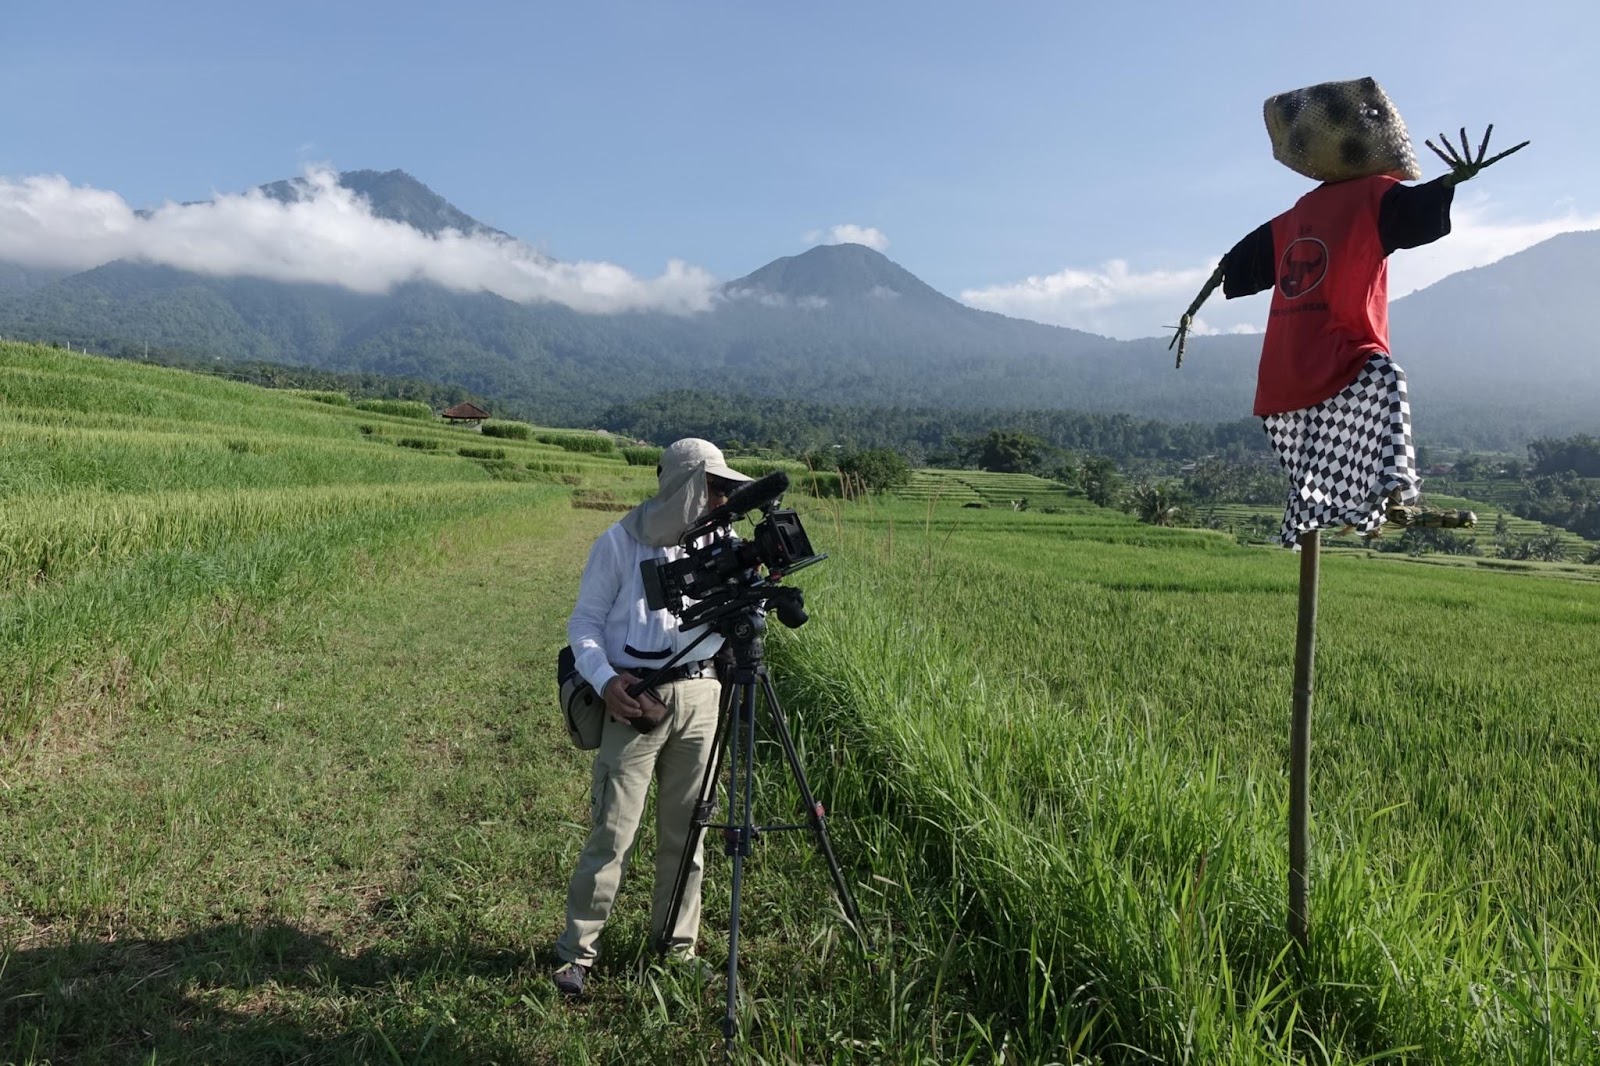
[0,338,1593,1064]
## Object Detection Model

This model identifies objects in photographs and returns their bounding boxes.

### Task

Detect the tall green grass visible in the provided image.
[536,430,616,454]
[292,389,351,406]
[353,398,434,420]
[622,444,663,466]
[481,419,533,440]
[768,500,1600,1062]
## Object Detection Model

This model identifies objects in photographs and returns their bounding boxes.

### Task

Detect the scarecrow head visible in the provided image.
[1264,77,1422,183]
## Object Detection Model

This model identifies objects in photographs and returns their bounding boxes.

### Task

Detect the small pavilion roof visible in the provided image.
[442,401,491,421]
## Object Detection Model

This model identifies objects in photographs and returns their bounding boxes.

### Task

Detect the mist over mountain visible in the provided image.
[0,168,1593,446]
[258,169,512,240]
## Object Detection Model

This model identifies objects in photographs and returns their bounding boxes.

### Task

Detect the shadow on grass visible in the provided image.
[1,920,531,1065]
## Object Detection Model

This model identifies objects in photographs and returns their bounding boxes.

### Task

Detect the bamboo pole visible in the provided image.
[1288,529,1320,949]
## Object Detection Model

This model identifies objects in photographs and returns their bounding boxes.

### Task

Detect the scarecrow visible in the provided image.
[1170,77,1527,545]
[1167,78,1527,946]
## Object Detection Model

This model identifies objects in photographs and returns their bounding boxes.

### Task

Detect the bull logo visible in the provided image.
[1278,238,1328,299]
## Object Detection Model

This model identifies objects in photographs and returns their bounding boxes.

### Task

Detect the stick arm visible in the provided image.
[1170,262,1224,368]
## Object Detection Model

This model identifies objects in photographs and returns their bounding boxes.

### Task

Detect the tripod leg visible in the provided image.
[721,679,758,1040]
[759,673,871,951]
[655,678,734,955]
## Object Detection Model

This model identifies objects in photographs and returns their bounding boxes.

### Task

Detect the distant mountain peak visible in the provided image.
[723,243,952,306]
[257,168,507,239]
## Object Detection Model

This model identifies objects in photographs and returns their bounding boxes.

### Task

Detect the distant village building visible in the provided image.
[441,401,491,425]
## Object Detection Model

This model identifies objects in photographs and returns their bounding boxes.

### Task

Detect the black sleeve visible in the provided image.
[1380,176,1454,255]
[1221,223,1274,299]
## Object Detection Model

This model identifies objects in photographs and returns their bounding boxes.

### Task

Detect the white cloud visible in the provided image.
[0,167,717,314]
[805,223,889,252]
[961,259,1229,339]
[721,287,829,309]
[962,198,1600,339]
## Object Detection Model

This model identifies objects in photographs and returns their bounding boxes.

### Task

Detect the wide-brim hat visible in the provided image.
[659,437,754,488]
[1265,77,1422,183]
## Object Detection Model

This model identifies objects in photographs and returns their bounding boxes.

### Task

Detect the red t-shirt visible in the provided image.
[1252,175,1397,415]
[1221,175,1453,415]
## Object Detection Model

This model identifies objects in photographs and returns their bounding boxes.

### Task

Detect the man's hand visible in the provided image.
[1426,124,1529,187]
[603,673,668,726]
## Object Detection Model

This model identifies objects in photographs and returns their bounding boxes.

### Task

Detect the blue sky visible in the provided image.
[3,0,1595,338]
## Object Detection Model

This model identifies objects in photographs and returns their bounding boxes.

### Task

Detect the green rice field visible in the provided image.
[895,469,1085,510]
[3,341,1598,1063]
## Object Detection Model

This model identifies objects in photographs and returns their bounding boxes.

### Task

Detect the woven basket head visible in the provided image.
[1264,78,1421,183]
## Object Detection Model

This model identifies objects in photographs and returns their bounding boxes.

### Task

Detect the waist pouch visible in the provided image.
[557,645,604,750]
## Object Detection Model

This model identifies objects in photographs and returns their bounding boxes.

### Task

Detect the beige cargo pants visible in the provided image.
[556,675,722,966]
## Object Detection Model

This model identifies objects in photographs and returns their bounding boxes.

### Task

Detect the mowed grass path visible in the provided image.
[4,500,946,1065]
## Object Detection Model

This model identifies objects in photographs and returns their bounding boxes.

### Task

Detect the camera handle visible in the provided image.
[655,603,870,1053]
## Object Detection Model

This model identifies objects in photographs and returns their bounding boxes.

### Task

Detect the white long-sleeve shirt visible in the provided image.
[567,522,724,696]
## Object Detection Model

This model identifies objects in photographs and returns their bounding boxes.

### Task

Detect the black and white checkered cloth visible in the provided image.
[1262,353,1419,547]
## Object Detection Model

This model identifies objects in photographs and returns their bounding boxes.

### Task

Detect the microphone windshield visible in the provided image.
[692,470,790,532]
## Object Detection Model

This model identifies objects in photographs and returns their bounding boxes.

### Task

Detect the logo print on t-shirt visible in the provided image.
[1278,237,1329,299]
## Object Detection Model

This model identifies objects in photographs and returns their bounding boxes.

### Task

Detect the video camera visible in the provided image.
[640,471,825,631]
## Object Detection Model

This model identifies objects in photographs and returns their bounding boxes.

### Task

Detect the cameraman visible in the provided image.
[551,438,751,997]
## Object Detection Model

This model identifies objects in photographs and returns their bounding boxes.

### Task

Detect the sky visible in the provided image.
[2,0,1596,339]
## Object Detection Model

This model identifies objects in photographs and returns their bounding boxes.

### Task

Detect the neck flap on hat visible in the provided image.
[1265,77,1421,183]
[620,459,711,548]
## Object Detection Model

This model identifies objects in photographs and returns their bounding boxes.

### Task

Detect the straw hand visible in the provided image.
[1168,314,1196,368]
[1169,262,1223,369]
[1425,124,1529,186]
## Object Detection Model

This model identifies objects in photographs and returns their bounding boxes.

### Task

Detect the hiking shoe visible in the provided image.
[552,962,588,997]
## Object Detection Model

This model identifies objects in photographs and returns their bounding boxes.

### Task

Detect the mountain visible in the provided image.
[0,169,1593,444]
[1391,229,1600,385]
[728,242,965,306]
[257,168,512,239]
[1386,228,1600,445]
[0,262,71,297]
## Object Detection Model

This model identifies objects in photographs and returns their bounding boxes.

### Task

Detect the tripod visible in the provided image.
[653,590,869,1045]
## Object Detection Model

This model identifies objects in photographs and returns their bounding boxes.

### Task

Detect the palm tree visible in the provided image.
[1129,482,1189,527]
[1527,533,1568,562]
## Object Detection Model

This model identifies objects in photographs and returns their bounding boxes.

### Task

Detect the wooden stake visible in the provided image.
[1288,529,1320,949]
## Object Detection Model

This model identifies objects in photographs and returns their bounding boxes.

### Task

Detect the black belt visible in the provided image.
[626,659,717,684]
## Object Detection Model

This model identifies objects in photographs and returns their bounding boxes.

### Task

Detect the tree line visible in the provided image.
[596,390,1273,467]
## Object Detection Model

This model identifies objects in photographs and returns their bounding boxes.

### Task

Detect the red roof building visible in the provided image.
[441,401,491,422]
